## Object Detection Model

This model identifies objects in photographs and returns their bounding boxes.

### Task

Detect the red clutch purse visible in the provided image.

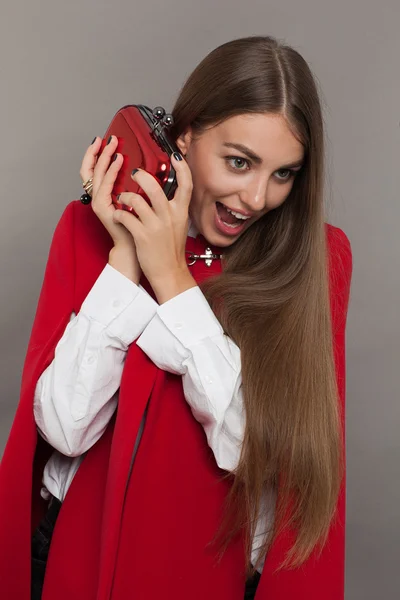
[96,104,180,213]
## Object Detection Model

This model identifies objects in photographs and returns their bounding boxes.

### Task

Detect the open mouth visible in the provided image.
[215,201,251,226]
[215,201,250,236]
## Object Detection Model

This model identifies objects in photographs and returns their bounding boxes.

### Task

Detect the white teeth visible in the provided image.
[226,207,251,220]
[221,220,241,228]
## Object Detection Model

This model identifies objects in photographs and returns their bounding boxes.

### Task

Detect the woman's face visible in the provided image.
[176,113,305,247]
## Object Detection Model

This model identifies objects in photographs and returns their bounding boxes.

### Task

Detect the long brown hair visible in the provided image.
[170,36,343,576]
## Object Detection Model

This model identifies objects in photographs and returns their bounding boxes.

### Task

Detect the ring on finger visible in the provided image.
[82,177,94,195]
[80,177,94,205]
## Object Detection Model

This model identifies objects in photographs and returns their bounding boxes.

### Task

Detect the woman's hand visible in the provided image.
[112,153,197,304]
[79,135,141,283]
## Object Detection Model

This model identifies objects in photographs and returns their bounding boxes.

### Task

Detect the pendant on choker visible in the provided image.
[186,247,223,267]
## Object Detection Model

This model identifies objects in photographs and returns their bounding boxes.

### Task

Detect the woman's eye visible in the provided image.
[275,169,295,182]
[226,156,251,171]
[225,157,298,181]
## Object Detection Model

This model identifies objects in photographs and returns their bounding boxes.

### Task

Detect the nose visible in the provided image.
[239,173,269,213]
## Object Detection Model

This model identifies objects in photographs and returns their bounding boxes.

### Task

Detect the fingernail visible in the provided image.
[113,153,118,161]
[91,136,97,145]
[107,135,112,144]
[131,168,139,177]
[173,152,183,161]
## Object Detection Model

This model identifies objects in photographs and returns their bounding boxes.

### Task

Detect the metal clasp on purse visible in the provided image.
[185,247,223,267]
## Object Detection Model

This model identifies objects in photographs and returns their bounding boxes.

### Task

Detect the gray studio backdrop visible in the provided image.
[1,1,399,599]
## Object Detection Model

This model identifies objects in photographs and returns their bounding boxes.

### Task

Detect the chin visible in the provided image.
[201,224,242,248]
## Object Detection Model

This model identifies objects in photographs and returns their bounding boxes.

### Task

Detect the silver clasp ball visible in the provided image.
[162,113,174,127]
[152,106,174,133]
[152,106,165,120]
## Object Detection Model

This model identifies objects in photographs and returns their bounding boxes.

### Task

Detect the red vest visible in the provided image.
[0,200,352,599]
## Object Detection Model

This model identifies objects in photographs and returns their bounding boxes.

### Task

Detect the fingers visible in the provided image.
[79,136,102,185]
[92,135,120,199]
[170,152,193,209]
[113,207,141,239]
[130,169,170,222]
[79,134,119,203]
[129,154,193,217]
[117,192,156,228]
[122,156,192,233]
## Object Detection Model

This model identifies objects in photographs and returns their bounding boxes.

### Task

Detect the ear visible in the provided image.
[175,126,193,157]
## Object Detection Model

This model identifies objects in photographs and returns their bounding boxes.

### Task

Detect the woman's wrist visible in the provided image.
[151,268,198,304]
[108,244,141,284]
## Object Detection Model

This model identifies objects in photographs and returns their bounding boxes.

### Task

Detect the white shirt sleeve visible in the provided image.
[136,286,245,472]
[33,263,158,457]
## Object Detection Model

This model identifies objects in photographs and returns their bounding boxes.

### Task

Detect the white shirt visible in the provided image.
[33,221,276,571]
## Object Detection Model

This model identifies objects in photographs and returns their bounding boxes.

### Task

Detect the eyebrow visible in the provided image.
[222,142,304,169]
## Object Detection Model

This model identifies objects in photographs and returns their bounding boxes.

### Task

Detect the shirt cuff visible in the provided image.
[154,285,224,348]
[80,263,159,345]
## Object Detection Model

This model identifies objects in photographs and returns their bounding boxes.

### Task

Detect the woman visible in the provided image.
[0,35,352,600]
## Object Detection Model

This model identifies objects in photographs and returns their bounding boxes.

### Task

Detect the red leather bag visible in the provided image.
[97,104,180,212]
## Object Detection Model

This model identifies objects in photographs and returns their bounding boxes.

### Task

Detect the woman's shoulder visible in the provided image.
[324,222,353,322]
[325,222,353,280]
[57,200,114,306]
[62,198,113,253]
[325,223,352,261]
